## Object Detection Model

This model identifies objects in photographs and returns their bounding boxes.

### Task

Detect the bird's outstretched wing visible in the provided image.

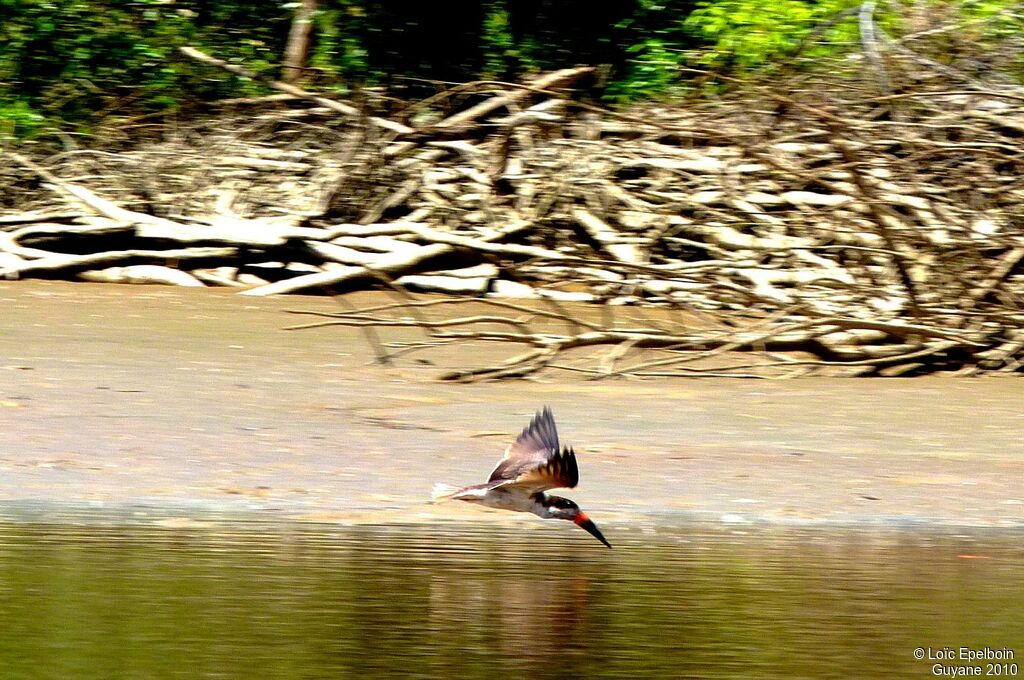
[487,407,579,491]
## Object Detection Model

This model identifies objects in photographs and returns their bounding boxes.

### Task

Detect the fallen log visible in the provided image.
[572,208,646,265]
[240,220,536,296]
[431,67,595,131]
[1,247,236,279]
[79,265,206,287]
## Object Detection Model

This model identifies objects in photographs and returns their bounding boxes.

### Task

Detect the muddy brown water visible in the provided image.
[2,281,1023,677]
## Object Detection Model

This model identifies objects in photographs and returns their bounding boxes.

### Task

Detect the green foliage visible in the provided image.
[481,6,523,80]
[960,0,1024,32]
[0,0,292,129]
[683,0,1024,78]
[957,0,1024,75]
[308,4,370,85]
[683,0,858,72]
[2,0,1024,135]
[0,99,46,138]
[604,1,697,102]
[607,38,687,102]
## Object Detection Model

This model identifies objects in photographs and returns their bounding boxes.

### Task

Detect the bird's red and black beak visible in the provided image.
[574,512,612,548]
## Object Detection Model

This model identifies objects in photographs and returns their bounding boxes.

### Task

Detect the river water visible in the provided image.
[1,520,1021,679]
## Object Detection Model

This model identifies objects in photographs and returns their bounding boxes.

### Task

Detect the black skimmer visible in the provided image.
[432,406,611,548]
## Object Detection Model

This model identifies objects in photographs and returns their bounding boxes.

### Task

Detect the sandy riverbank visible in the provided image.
[2,281,1022,529]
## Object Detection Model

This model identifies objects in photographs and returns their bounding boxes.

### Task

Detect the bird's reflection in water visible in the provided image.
[428,563,594,666]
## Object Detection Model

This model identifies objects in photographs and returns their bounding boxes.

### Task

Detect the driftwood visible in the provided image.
[3,8,1024,379]
[283,301,987,380]
[178,46,413,136]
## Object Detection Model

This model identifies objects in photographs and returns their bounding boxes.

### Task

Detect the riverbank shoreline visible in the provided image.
[3,281,1022,529]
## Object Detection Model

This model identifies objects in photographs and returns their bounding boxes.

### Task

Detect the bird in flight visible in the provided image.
[432,406,611,548]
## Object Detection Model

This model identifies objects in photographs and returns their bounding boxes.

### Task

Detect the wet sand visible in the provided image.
[2,281,1022,529]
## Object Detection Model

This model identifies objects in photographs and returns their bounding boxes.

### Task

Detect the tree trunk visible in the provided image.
[282,0,317,84]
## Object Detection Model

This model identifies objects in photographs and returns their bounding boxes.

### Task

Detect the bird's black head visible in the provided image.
[545,496,580,513]
[543,495,611,548]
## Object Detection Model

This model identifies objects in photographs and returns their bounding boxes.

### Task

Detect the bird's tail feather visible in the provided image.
[431,483,461,502]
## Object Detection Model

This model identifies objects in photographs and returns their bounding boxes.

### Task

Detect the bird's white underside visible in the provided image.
[432,483,546,517]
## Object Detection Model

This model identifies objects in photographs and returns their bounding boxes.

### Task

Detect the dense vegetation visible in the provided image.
[1,0,1021,135]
